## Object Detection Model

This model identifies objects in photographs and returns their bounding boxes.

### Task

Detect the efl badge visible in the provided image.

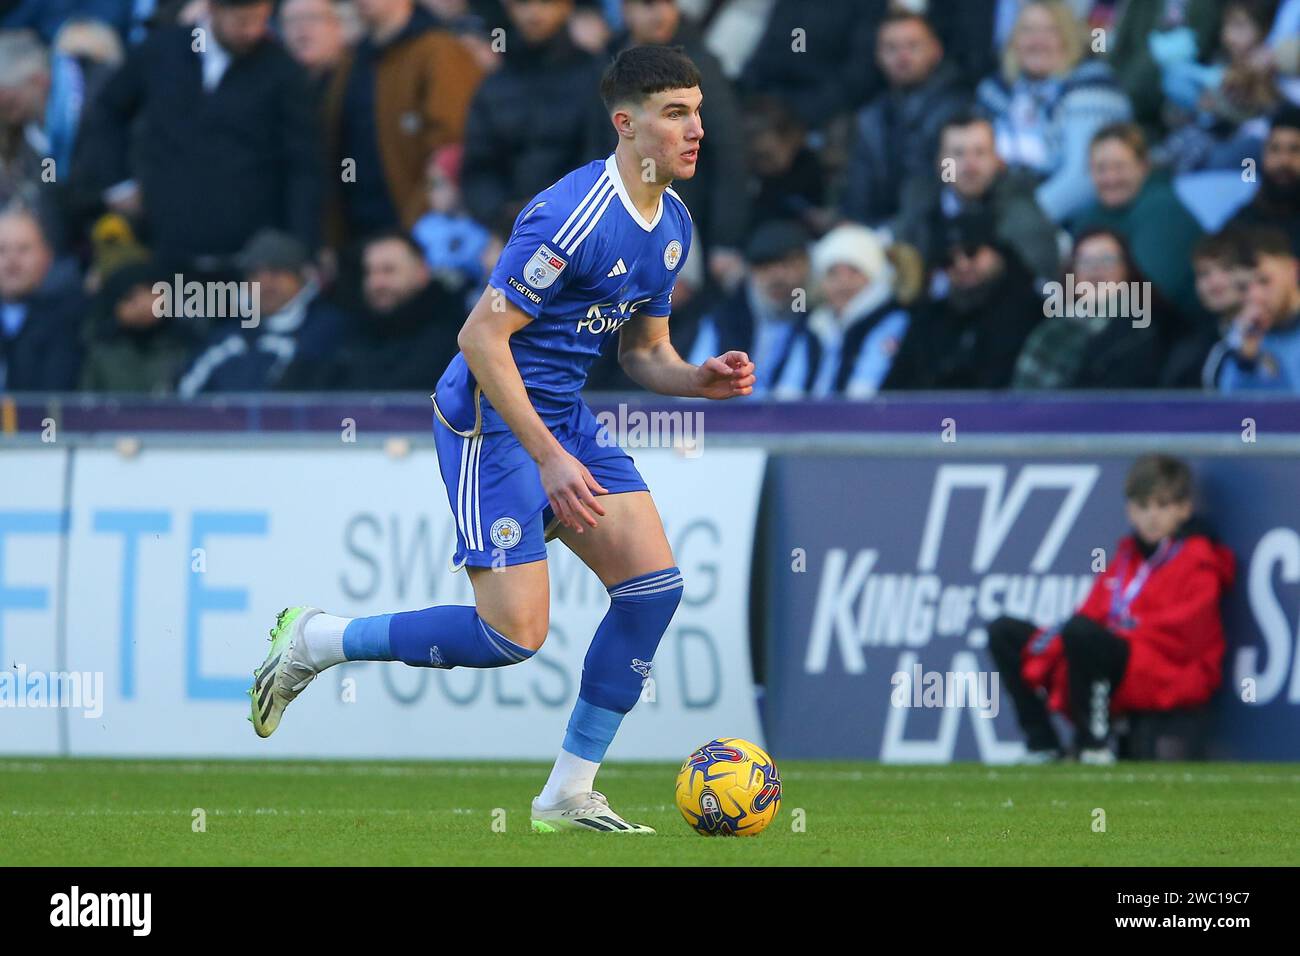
[490,516,523,550]
[663,239,682,271]
[524,244,567,289]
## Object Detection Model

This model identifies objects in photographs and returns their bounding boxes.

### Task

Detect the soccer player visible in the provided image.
[248,45,754,833]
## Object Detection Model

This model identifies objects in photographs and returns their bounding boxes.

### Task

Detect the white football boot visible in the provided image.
[249,606,323,738]
[530,790,655,834]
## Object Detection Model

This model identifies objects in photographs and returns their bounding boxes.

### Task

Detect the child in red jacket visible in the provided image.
[988,454,1235,764]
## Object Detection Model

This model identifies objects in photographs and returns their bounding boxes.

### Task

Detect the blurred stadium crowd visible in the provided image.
[1,0,1299,396]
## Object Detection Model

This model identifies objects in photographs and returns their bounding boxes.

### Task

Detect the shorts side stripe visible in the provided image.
[456,436,471,549]
[471,435,484,551]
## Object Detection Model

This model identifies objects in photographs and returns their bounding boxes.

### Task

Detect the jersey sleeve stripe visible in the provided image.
[552,174,611,249]
[564,188,617,254]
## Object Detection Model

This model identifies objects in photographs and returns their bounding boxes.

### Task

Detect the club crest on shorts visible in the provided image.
[663,239,682,271]
[524,244,567,289]
[490,516,523,550]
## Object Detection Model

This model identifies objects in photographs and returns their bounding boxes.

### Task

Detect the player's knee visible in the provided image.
[1059,615,1098,655]
[492,616,548,653]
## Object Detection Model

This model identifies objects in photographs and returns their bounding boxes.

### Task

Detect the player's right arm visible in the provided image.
[457,289,608,533]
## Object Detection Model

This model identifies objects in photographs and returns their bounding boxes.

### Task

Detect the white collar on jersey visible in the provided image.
[605,153,664,232]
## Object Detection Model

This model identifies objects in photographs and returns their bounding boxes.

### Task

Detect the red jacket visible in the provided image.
[1021,525,1235,714]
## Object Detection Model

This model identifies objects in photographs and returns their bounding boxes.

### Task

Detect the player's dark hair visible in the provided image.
[1124,454,1193,505]
[600,45,702,112]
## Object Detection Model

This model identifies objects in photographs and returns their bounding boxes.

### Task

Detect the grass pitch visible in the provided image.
[2,758,1297,866]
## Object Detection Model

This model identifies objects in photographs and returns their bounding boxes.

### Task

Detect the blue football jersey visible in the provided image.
[434,154,693,435]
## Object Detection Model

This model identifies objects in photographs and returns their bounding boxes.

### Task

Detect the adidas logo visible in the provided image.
[606,258,627,278]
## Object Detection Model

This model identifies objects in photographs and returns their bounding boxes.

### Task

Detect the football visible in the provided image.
[674,737,782,836]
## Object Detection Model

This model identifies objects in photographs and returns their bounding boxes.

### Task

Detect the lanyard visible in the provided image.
[1109,538,1183,628]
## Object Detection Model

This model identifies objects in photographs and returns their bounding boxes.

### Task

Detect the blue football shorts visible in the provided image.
[432,398,649,571]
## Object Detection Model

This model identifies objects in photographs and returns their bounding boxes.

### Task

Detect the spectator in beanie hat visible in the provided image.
[773,223,910,399]
[81,259,198,393]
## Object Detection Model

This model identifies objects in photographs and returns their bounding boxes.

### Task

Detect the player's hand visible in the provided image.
[539,448,608,534]
[694,351,755,399]
[1233,304,1266,361]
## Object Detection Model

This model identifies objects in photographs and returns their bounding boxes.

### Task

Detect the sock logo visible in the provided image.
[429,646,446,668]
[630,659,653,679]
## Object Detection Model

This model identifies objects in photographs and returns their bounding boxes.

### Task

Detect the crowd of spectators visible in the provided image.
[1,0,1299,396]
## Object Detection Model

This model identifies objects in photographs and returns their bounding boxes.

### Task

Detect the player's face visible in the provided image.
[1125,495,1191,546]
[630,87,703,182]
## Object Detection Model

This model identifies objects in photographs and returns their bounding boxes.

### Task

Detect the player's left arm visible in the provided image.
[618,313,755,399]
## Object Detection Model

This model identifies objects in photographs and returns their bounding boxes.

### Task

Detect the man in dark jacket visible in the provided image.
[461,0,607,228]
[285,232,461,391]
[74,0,322,267]
[603,0,750,290]
[1228,106,1300,257]
[883,210,1044,391]
[893,112,1060,285]
[839,10,969,225]
[0,208,83,391]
